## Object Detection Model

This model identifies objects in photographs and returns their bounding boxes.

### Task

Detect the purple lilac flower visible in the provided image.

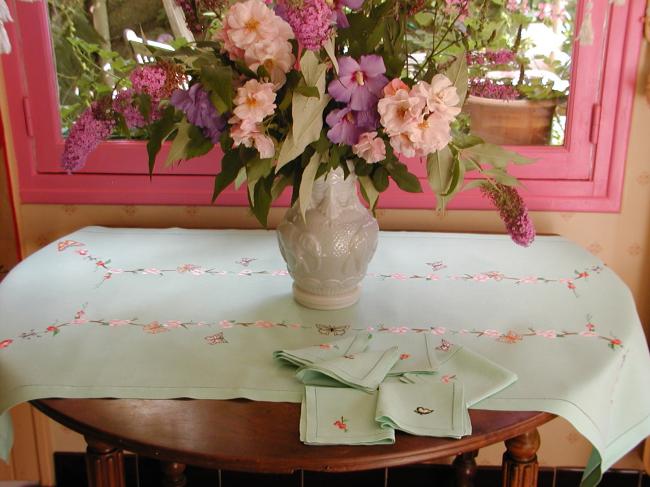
[480,183,536,247]
[469,79,520,101]
[171,84,226,143]
[61,104,115,172]
[328,55,388,111]
[331,0,363,28]
[277,0,333,51]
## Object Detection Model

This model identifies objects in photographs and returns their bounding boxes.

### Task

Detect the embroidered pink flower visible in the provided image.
[366,326,375,332]
[517,276,538,284]
[109,319,131,327]
[482,329,501,337]
[144,321,168,334]
[472,274,490,282]
[441,374,456,384]
[353,131,386,164]
[272,269,289,276]
[579,331,598,337]
[388,326,410,334]
[255,320,274,328]
[431,327,446,335]
[238,269,254,276]
[390,273,409,280]
[333,416,348,432]
[426,274,440,281]
[76,249,88,256]
[609,338,622,348]
[535,329,557,339]
[319,343,333,349]
[72,310,88,324]
[219,320,235,328]
[289,323,302,329]
[165,320,183,329]
[108,268,124,274]
[586,322,596,332]
[399,353,411,360]
[0,339,13,349]
[58,240,85,252]
[142,268,163,275]
[46,325,60,335]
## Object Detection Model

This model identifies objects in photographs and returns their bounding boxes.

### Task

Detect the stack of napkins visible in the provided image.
[274,333,517,446]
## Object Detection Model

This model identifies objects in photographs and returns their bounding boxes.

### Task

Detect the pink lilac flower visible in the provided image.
[130,66,167,100]
[331,0,363,28]
[113,89,147,129]
[277,0,334,51]
[171,84,227,144]
[328,55,388,111]
[480,183,536,247]
[61,103,115,172]
[469,80,520,100]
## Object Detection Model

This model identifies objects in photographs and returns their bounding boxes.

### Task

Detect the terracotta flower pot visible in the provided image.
[463,95,558,146]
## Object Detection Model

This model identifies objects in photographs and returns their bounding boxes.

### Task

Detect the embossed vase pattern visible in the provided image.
[277,168,379,310]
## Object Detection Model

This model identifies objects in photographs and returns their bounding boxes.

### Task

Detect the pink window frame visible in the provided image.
[0,0,644,211]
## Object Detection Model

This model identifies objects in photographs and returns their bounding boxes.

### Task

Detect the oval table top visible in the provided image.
[33,399,555,474]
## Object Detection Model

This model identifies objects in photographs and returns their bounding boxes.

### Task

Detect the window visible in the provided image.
[1,0,643,210]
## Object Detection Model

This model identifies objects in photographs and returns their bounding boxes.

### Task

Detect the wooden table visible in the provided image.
[32,399,555,487]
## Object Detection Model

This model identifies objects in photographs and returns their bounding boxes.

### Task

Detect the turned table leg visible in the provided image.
[453,450,479,487]
[161,461,187,487]
[501,428,541,487]
[84,436,125,487]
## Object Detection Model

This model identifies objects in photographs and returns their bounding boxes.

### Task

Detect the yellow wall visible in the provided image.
[1,45,649,474]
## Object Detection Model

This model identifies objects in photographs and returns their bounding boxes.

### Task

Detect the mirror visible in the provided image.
[49,0,577,146]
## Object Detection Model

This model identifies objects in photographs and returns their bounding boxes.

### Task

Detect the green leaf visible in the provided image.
[271,174,292,200]
[212,150,245,202]
[146,106,177,175]
[371,166,390,192]
[462,143,534,169]
[444,53,468,105]
[200,65,233,114]
[323,35,339,74]
[294,84,320,98]
[482,168,520,187]
[277,51,331,169]
[358,175,379,211]
[165,119,192,167]
[186,125,213,159]
[249,177,273,227]
[386,161,423,193]
[298,152,322,220]
[234,166,247,190]
[246,157,274,205]
[426,147,454,195]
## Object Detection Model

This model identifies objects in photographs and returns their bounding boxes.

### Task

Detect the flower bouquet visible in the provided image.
[62,0,536,308]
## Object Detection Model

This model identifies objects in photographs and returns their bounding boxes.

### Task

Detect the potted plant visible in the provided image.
[463,0,573,145]
[60,0,537,309]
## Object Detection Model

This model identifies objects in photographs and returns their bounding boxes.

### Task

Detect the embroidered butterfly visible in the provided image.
[316,324,349,336]
[414,406,434,415]
[57,240,85,252]
[204,332,228,345]
[236,257,257,267]
[426,261,446,272]
[436,339,452,352]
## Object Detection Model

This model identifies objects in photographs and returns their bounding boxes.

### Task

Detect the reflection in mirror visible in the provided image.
[50,0,575,146]
[407,0,575,146]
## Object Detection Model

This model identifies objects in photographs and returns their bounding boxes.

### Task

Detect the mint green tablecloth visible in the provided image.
[1,227,649,486]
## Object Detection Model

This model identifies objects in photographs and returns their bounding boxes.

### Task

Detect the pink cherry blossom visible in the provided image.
[353,131,386,164]
[233,80,277,124]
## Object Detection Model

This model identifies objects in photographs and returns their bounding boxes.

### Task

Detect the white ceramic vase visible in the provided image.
[276,167,379,310]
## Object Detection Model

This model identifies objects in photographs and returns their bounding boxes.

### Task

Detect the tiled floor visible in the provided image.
[53,453,649,487]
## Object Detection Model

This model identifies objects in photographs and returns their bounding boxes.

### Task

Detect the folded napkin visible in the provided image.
[273,333,372,367]
[401,344,517,407]
[296,347,400,393]
[367,333,440,376]
[376,382,470,438]
[300,386,395,445]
